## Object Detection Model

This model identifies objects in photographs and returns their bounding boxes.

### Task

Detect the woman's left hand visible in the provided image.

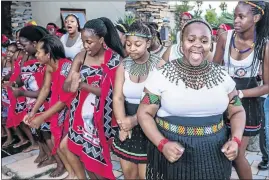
[29,115,45,129]
[12,87,23,97]
[221,140,239,161]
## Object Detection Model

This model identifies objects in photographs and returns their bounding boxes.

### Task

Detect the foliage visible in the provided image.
[174,1,194,32]
[193,1,203,19]
[204,5,218,28]
[116,11,136,27]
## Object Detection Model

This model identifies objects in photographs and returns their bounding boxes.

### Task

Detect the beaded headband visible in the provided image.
[125,32,152,39]
[116,24,127,33]
[182,19,213,35]
[245,1,265,15]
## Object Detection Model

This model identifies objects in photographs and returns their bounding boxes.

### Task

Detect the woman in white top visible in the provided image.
[112,21,166,179]
[214,1,269,179]
[138,19,246,180]
[60,14,83,60]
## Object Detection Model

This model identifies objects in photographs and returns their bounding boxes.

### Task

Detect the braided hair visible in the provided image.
[241,1,269,76]
[181,19,212,41]
[147,22,162,44]
[115,23,128,34]
[83,17,125,57]
[127,21,152,40]
[39,35,66,62]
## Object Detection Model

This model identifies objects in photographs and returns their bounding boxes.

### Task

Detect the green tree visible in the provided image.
[204,5,218,28]
[219,2,228,13]
[193,1,203,19]
[174,1,193,32]
[171,1,194,43]
[116,11,136,27]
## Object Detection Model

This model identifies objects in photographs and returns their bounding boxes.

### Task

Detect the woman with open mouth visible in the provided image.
[138,19,246,180]
[60,14,83,60]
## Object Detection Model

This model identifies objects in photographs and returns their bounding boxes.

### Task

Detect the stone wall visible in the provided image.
[10,1,32,36]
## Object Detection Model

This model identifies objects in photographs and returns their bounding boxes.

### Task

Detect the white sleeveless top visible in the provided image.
[145,68,236,117]
[223,30,259,78]
[169,43,183,61]
[123,71,146,104]
[60,33,83,60]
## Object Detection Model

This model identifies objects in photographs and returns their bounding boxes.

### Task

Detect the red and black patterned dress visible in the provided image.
[49,58,72,154]
[67,49,119,179]
[7,59,50,132]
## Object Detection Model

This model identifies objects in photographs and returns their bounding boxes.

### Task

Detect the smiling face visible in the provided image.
[125,36,151,60]
[181,22,212,66]
[65,15,79,34]
[234,2,260,33]
[81,29,104,57]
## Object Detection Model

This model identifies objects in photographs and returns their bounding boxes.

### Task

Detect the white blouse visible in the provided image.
[144,68,236,117]
[60,33,83,60]
[123,71,146,104]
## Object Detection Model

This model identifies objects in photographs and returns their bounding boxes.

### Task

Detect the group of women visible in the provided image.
[1,1,269,179]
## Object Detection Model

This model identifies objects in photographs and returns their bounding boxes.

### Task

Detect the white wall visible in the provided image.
[31,1,125,28]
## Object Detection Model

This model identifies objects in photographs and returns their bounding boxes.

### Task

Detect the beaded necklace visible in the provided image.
[160,58,226,90]
[122,53,161,77]
[232,32,256,54]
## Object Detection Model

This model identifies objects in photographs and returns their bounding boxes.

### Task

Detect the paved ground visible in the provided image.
[1,149,269,179]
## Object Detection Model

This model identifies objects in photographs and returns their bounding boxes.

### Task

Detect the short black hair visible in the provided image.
[38,35,66,62]
[128,21,152,40]
[47,23,58,28]
[20,26,49,42]
[181,19,212,41]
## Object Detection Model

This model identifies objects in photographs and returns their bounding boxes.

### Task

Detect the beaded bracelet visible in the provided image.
[157,138,169,152]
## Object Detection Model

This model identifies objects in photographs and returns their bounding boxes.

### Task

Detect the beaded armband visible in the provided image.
[141,93,161,105]
[229,95,242,106]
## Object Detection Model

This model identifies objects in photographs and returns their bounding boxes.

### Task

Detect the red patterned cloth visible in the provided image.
[48,58,72,154]
[67,49,120,179]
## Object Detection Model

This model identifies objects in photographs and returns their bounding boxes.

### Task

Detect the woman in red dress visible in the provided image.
[61,17,125,179]
[24,35,75,178]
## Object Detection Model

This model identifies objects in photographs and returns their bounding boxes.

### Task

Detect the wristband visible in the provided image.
[230,136,241,147]
[157,138,169,152]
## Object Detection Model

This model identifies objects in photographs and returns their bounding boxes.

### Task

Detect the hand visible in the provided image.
[162,141,185,163]
[12,87,23,97]
[69,71,81,92]
[118,116,136,132]
[29,115,46,129]
[119,130,128,142]
[2,81,12,88]
[23,112,35,126]
[221,140,239,161]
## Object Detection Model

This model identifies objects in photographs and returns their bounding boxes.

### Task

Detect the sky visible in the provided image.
[168,1,238,16]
